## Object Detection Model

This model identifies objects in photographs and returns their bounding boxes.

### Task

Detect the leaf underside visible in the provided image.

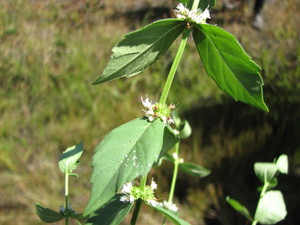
[193,24,268,112]
[93,19,185,84]
[86,194,133,225]
[84,118,178,215]
[59,143,83,174]
[254,190,287,224]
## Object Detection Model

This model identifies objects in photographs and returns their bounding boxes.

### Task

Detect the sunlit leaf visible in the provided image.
[93,19,185,84]
[172,112,192,139]
[86,194,133,225]
[193,24,268,112]
[254,191,287,224]
[59,143,83,174]
[84,118,178,215]
[254,162,278,183]
[226,197,253,222]
[276,154,288,174]
[179,162,210,177]
[35,203,64,223]
[149,204,191,225]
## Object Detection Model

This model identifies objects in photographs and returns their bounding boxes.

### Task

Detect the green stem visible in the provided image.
[159,29,191,105]
[191,0,200,10]
[131,199,143,225]
[168,142,180,203]
[251,171,270,225]
[65,173,69,225]
[162,142,181,225]
[140,176,148,189]
[260,182,269,197]
[130,175,148,225]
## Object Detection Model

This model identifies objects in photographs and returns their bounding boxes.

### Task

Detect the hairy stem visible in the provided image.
[159,29,191,105]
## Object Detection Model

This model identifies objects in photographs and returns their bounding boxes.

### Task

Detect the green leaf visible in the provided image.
[193,24,268,112]
[178,120,192,139]
[179,162,210,177]
[276,154,288,174]
[59,143,83,174]
[86,194,133,225]
[254,190,287,224]
[70,213,88,221]
[254,162,278,183]
[199,0,216,10]
[93,19,185,84]
[149,204,191,225]
[226,196,253,222]
[84,118,178,215]
[177,0,191,5]
[172,111,192,139]
[35,203,64,223]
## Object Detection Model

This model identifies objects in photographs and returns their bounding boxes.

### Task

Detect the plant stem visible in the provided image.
[191,0,200,10]
[168,142,180,203]
[260,182,269,197]
[140,176,147,189]
[162,142,181,225]
[131,198,143,225]
[65,173,69,225]
[159,29,191,105]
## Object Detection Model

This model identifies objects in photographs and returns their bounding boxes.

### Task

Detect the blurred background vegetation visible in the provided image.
[0,0,299,224]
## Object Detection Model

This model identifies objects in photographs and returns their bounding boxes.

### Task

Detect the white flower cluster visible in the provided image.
[120,182,135,203]
[174,3,211,24]
[141,96,175,126]
[119,180,178,212]
[120,179,158,203]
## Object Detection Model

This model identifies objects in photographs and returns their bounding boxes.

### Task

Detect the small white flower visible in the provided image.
[167,117,174,125]
[141,95,153,109]
[162,201,178,212]
[172,152,184,163]
[147,199,162,207]
[141,96,175,126]
[150,179,157,190]
[121,182,133,194]
[174,3,210,24]
[202,8,211,20]
[120,182,135,203]
[148,116,155,122]
[120,195,135,203]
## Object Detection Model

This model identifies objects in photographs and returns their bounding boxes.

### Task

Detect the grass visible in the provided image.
[0,0,300,224]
